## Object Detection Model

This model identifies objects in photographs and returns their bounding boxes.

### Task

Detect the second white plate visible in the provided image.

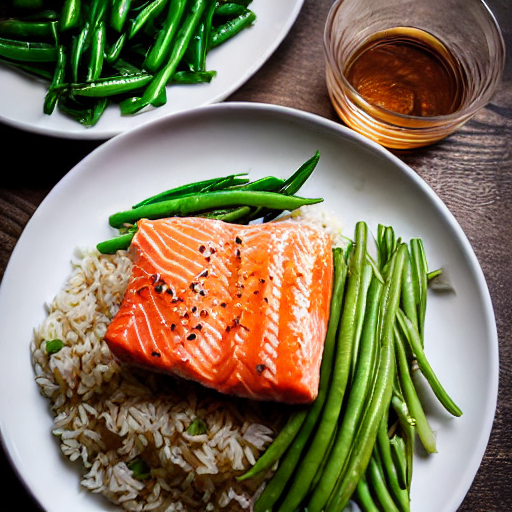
[0,0,303,139]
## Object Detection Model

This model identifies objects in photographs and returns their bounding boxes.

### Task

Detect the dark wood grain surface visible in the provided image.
[1,0,511,510]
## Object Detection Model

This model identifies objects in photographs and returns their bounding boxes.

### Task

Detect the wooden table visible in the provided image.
[1,0,510,510]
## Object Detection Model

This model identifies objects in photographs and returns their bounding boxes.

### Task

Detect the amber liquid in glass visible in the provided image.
[345,27,465,117]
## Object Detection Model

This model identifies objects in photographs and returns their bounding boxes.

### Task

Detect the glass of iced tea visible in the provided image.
[323,0,506,149]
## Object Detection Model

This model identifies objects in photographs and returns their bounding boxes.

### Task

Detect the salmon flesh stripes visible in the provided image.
[104,217,333,404]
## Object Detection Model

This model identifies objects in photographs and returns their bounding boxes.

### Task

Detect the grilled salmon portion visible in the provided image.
[104,217,333,404]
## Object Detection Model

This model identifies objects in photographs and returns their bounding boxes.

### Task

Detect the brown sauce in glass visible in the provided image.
[346,27,465,117]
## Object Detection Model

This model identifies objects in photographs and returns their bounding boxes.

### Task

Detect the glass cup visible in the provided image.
[323,0,506,149]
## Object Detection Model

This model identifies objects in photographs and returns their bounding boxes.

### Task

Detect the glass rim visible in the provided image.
[323,0,507,125]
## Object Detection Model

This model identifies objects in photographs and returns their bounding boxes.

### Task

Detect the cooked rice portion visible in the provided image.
[31,248,282,512]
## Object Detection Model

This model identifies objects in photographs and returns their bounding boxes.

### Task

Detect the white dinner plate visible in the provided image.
[0,103,498,512]
[0,0,303,139]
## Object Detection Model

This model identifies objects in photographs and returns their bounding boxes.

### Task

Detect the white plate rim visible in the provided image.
[0,101,499,512]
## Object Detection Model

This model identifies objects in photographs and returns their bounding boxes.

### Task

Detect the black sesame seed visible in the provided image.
[171,324,176,331]
[235,236,242,244]
[221,302,227,308]
[226,326,231,332]
[154,284,163,293]
[259,278,265,283]
[264,297,269,303]
[192,306,197,313]
[152,351,161,358]
[200,310,209,317]
[199,245,206,253]
[166,288,174,295]
[199,290,206,296]
[199,269,208,278]
[254,290,259,295]
[194,324,202,330]
[255,364,266,375]
[187,333,196,341]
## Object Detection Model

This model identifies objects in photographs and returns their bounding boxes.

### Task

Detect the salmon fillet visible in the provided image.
[104,217,333,404]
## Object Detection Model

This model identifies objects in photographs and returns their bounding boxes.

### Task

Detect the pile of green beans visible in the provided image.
[238,222,462,512]
[0,0,256,125]
[97,150,322,253]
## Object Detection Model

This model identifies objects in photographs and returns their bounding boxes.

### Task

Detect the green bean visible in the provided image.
[427,268,443,281]
[390,394,415,491]
[355,475,381,512]
[0,18,56,38]
[105,31,126,63]
[69,73,153,97]
[409,238,428,346]
[209,8,255,49]
[120,0,207,114]
[96,232,135,254]
[132,174,249,208]
[70,21,88,81]
[253,249,348,512]
[184,0,216,72]
[307,272,384,512]
[127,0,168,39]
[326,243,406,512]
[143,0,188,73]
[170,69,216,84]
[276,223,368,512]
[60,0,81,31]
[214,2,247,17]
[202,174,249,191]
[262,150,320,223]
[0,36,57,61]
[397,309,462,417]
[401,247,419,332]
[43,43,66,114]
[367,454,400,512]
[352,263,374,375]
[86,19,106,81]
[389,433,408,491]
[394,323,437,453]
[108,190,323,228]
[376,413,410,512]
[58,95,108,126]
[110,0,131,32]
[237,408,308,482]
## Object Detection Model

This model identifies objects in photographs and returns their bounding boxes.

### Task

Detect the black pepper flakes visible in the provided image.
[255,364,266,375]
